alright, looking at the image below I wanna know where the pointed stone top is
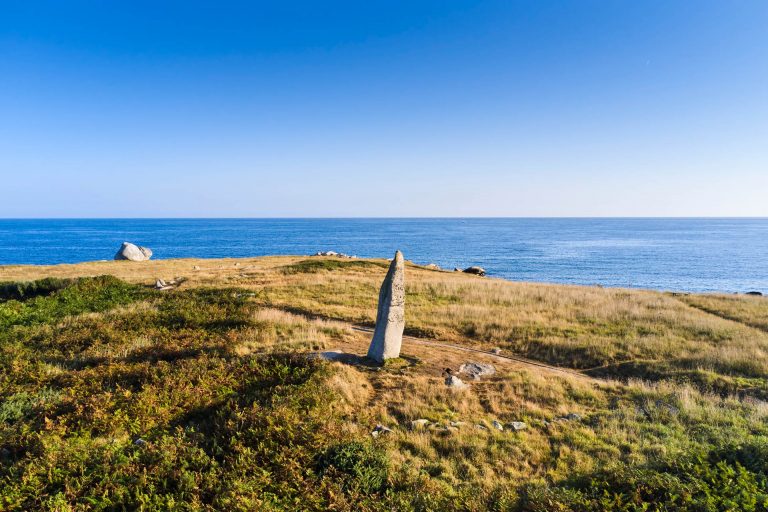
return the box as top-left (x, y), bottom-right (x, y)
top-left (393, 250), bottom-right (403, 262)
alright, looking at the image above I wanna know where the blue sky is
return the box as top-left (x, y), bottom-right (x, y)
top-left (1, 1), bottom-right (766, 217)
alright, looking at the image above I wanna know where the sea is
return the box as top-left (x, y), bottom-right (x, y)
top-left (0, 218), bottom-right (766, 294)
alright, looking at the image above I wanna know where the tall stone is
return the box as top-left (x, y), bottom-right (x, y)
top-left (367, 250), bottom-right (405, 363)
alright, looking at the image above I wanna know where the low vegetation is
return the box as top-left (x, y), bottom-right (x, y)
top-left (1, 257), bottom-right (767, 510)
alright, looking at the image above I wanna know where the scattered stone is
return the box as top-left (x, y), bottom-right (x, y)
top-left (459, 362), bottom-right (496, 380)
top-left (411, 419), bottom-right (430, 430)
top-left (746, 291), bottom-right (763, 296)
top-left (454, 268), bottom-right (461, 272)
top-left (491, 347), bottom-right (502, 355)
top-left (192, 265), bottom-right (201, 270)
top-left (508, 421), bottom-right (527, 432)
top-left (367, 251), bottom-right (405, 363)
top-left (371, 425), bottom-right (393, 438)
top-left (134, 438), bottom-right (147, 447)
top-left (450, 421), bottom-right (466, 428)
top-left (313, 251), bottom-right (356, 258)
top-left (155, 279), bottom-right (166, 289)
top-left (462, 266), bottom-right (486, 276)
top-left (492, 420), bottom-right (504, 431)
top-left (445, 375), bottom-right (468, 389)
top-left (475, 424), bottom-right (488, 431)
top-left (115, 242), bottom-right (152, 262)
top-left (424, 263), bottom-right (441, 270)
top-left (553, 413), bottom-right (583, 423)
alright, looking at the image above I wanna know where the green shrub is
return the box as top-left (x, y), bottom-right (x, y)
top-left (316, 441), bottom-right (390, 494)
top-left (280, 259), bottom-right (387, 275)
top-left (0, 277), bottom-right (73, 302)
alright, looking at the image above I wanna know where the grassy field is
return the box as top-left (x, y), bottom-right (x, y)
top-left (1, 256), bottom-right (768, 510)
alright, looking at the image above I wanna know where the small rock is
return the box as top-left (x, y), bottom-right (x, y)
top-left (411, 419), bottom-right (430, 430)
top-left (155, 279), bottom-right (166, 289)
top-left (134, 438), bottom-right (148, 447)
top-left (449, 421), bottom-right (466, 428)
top-left (475, 424), bottom-right (488, 430)
top-left (463, 266), bottom-right (486, 276)
top-left (454, 267), bottom-right (461, 272)
top-left (371, 425), bottom-right (393, 438)
top-left (508, 421), bottom-right (527, 432)
top-left (424, 263), bottom-right (441, 270)
top-left (459, 362), bottom-right (496, 380)
top-left (565, 413), bottom-right (582, 421)
top-left (746, 291), bottom-right (763, 296)
top-left (491, 348), bottom-right (502, 355)
top-left (445, 375), bottom-right (468, 389)
top-left (492, 420), bottom-right (504, 431)
top-left (193, 265), bottom-right (200, 270)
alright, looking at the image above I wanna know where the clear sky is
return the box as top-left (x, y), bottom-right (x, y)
top-left (1, 1), bottom-right (766, 217)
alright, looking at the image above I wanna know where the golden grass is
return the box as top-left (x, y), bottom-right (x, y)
top-left (5, 255), bottom-right (767, 378)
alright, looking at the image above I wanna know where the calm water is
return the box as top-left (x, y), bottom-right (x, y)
top-left (0, 218), bottom-right (766, 293)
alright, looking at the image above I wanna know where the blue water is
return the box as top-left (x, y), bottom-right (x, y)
top-left (0, 218), bottom-right (766, 293)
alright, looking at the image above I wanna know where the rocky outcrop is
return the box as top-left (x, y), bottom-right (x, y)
top-left (459, 362), bottom-right (496, 380)
top-left (313, 251), bottom-right (356, 258)
top-left (114, 242), bottom-right (152, 261)
top-left (746, 291), bottom-right (763, 296)
top-left (463, 266), bottom-right (486, 276)
top-left (367, 251), bottom-right (405, 363)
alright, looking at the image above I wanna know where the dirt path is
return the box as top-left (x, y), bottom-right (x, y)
top-left (343, 325), bottom-right (598, 382)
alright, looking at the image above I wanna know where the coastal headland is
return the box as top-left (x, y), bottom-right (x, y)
top-left (2, 255), bottom-right (767, 509)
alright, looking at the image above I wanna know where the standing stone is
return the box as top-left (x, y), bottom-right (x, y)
top-left (367, 250), bottom-right (405, 363)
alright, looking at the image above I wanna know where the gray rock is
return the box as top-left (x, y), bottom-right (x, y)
top-left (155, 279), bottom-right (166, 289)
top-left (463, 266), bottom-right (486, 276)
top-left (492, 420), bottom-right (504, 431)
top-left (367, 251), bottom-right (405, 363)
top-left (565, 413), bottom-right (582, 421)
top-left (115, 242), bottom-right (152, 262)
top-left (491, 348), bottom-right (502, 355)
top-left (411, 419), bottom-right (430, 430)
top-left (424, 263), bottom-right (441, 270)
top-left (508, 421), bottom-right (527, 432)
top-left (746, 291), bottom-right (763, 296)
top-left (134, 438), bottom-right (148, 447)
top-left (459, 362), bottom-right (496, 380)
top-left (371, 425), bottom-right (393, 438)
top-left (445, 375), bottom-right (468, 388)
top-left (449, 421), bottom-right (466, 428)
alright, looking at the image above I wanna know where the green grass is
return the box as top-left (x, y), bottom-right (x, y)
top-left (2, 275), bottom-right (768, 511)
top-left (279, 259), bottom-right (388, 275)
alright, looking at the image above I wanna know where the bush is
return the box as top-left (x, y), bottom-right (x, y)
top-left (0, 277), bottom-right (73, 302)
top-left (316, 441), bottom-right (390, 494)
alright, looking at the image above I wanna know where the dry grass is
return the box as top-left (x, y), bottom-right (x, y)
top-left (5, 255), bottom-right (768, 380)
top-left (4, 259), bottom-right (768, 509)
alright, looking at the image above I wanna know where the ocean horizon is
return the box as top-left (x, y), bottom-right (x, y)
top-left (1, 217), bottom-right (766, 294)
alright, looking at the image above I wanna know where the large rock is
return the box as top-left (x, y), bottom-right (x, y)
top-left (114, 242), bottom-right (152, 261)
top-left (367, 251), bottom-right (405, 363)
